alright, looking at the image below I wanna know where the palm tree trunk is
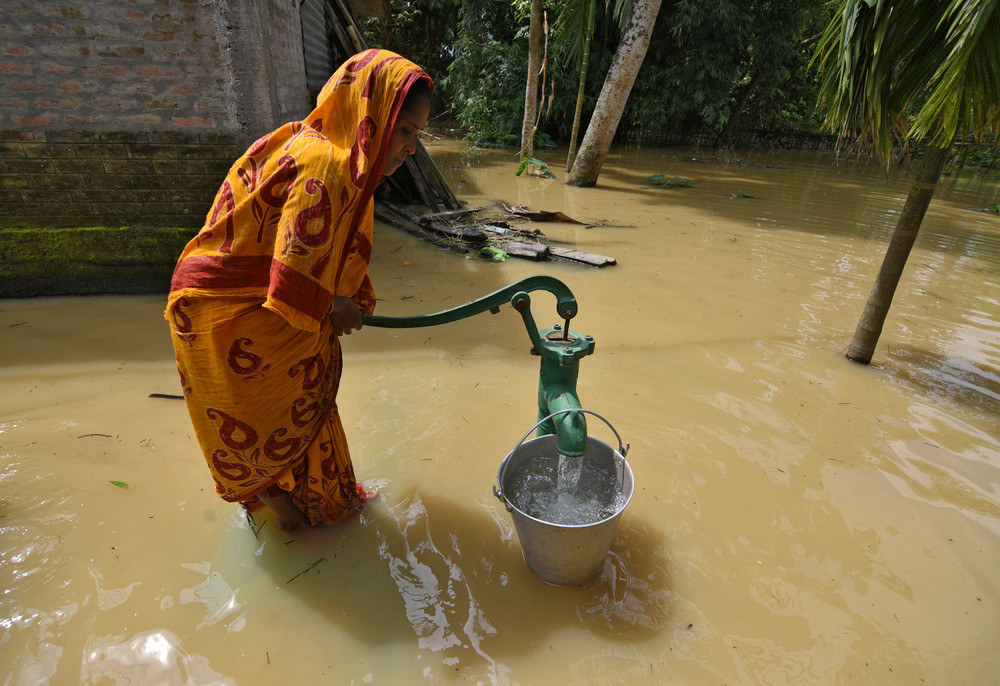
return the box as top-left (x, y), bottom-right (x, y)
top-left (566, 0), bottom-right (596, 173)
top-left (846, 143), bottom-right (951, 364)
top-left (565, 0), bottom-right (662, 187)
top-left (520, 0), bottom-right (543, 160)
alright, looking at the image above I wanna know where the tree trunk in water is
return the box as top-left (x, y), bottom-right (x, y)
top-left (566, 0), bottom-right (662, 187)
top-left (566, 0), bottom-right (596, 173)
top-left (846, 144), bottom-right (951, 364)
top-left (520, 0), bottom-right (543, 160)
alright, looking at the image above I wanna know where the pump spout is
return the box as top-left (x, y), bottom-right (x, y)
top-left (539, 384), bottom-right (588, 457)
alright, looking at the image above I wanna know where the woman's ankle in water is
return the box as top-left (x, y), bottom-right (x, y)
top-left (258, 492), bottom-right (309, 532)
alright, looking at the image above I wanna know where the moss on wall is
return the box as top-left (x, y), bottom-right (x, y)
top-left (0, 226), bottom-right (194, 297)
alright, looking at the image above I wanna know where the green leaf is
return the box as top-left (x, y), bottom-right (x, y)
top-left (109, 480), bottom-right (128, 488)
top-left (673, 176), bottom-right (694, 186)
top-left (731, 190), bottom-right (757, 199)
top-left (646, 173), bottom-right (667, 182)
top-left (518, 157), bottom-right (556, 179)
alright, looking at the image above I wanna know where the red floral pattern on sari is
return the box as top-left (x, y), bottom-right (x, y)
top-left (227, 337), bottom-right (270, 378)
top-left (349, 116), bottom-right (376, 187)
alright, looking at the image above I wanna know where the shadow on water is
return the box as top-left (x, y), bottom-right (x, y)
top-left (250, 489), bottom-right (672, 663)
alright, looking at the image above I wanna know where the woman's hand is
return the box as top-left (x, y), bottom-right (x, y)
top-left (330, 296), bottom-right (363, 336)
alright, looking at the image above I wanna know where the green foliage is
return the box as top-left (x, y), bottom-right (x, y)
top-left (517, 157), bottom-right (557, 178)
top-left (623, 0), bottom-right (833, 140)
top-left (731, 190), bottom-right (758, 199)
top-left (445, 0), bottom-right (528, 147)
top-left (965, 149), bottom-right (999, 167)
top-left (535, 131), bottom-right (556, 149)
top-left (358, 0), bottom-right (462, 96)
top-left (366, 0), bottom-right (846, 146)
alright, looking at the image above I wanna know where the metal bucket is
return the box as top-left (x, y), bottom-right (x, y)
top-left (493, 410), bottom-right (633, 587)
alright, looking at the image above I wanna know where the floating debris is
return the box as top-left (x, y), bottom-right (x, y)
top-left (646, 174), bottom-right (694, 188)
top-left (497, 202), bottom-right (586, 224)
top-left (479, 246), bottom-right (508, 262)
top-left (375, 201), bottom-right (617, 267)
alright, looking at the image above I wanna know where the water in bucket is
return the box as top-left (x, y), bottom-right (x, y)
top-left (504, 452), bottom-right (626, 525)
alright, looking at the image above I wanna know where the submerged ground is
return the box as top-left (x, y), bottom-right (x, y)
top-left (2, 142), bottom-right (999, 684)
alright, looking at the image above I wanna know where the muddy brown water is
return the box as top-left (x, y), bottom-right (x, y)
top-left (2, 141), bottom-right (998, 685)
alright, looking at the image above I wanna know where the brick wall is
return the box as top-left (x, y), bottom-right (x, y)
top-left (1, 1), bottom-right (241, 137)
top-left (0, 128), bottom-right (242, 228)
top-left (0, 0), bottom-right (310, 230)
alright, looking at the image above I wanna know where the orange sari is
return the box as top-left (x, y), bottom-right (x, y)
top-left (166, 50), bottom-right (432, 525)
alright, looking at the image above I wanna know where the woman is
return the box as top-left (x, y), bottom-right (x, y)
top-left (166, 50), bottom-right (432, 531)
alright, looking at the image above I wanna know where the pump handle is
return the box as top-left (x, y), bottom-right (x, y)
top-left (360, 275), bottom-right (577, 329)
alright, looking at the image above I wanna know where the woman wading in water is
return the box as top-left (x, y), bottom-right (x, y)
top-left (166, 50), bottom-right (432, 531)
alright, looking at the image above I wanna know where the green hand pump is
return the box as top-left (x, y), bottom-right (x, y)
top-left (361, 275), bottom-right (595, 456)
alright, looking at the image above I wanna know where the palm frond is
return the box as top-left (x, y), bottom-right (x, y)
top-left (813, 0), bottom-right (1000, 165)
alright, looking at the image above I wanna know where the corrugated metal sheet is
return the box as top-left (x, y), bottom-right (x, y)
top-left (301, 0), bottom-right (334, 97)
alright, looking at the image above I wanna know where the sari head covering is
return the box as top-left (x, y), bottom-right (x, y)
top-left (166, 50), bottom-right (432, 524)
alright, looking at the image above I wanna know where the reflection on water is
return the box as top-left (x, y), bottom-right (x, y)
top-left (375, 494), bottom-right (508, 680)
top-left (1, 142), bottom-right (999, 684)
top-left (177, 562), bottom-right (245, 632)
top-left (81, 629), bottom-right (235, 686)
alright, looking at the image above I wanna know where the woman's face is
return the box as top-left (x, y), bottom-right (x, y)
top-left (383, 99), bottom-right (430, 177)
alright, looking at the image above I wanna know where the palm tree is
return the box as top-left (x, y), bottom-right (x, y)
top-left (520, 0), bottom-right (544, 160)
top-left (561, 0), bottom-right (597, 172)
top-left (813, 0), bottom-right (999, 364)
top-left (566, 0), bottom-right (663, 187)
top-left (555, 0), bottom-right (633, 172)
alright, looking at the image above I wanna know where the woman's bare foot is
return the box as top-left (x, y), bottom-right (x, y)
top-left (258, 492), bottom-right (309, 532)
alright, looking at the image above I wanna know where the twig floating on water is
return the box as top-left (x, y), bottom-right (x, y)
top-left (149, 393), bottom-right (185, 400)
top-left (287, 557), bottom-right (327, 584)
top-left (78, 433), bottom-right (112, 438)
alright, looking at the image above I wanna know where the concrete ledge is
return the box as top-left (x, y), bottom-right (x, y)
top-left (0, 226), bottom-right (193, 297)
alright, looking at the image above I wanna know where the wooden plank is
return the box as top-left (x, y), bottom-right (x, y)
top-left (479, 223), bottom-right (544, 240)
top-left (401, 156), bottom-right (439, 212)
top-left (421, 207), bottom-right (486, 222)
top-left (548, 246), bottom-right (617, 267)
top-left (382, 202), bottom-right (486, 242)
top-left (500, 241), bottom-right (549, 261)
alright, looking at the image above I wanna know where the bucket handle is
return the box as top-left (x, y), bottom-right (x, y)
top-left (493, 409), bottom-right (629, 507)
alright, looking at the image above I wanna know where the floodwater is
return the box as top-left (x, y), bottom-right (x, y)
top-left (2, 140), bottom-right (999, 685)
